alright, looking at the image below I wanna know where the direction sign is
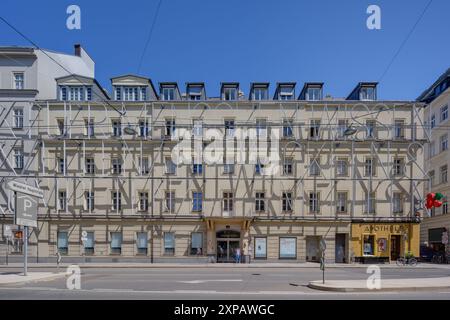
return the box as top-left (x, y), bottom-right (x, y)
top-left (15, 194), bottom-right (38, 228)
top-left (6, 181), bottom-right (44, 199)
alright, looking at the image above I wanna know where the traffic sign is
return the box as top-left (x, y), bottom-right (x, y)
top-left (6, 181), bottom-right (44, 199)
top-left (15, 194), bottom-right (38, 228)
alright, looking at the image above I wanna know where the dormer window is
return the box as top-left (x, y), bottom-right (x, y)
top-left (223, 88), bottom-right (237, 101)
top-left (252, 87), bottom-right (268, 100)
top-left (306, 87), bottom-right (322, 101)
top-left (187, 86), bottom-right (203, 101)
top-left (113, 86), bottom-right (147, 101)
top-left (360, 86), bottom-right (376, 101)
top-left (279, 86), bottom-right (294, 100)
top-left (59, 85), bottom-right (92, 101)
top-left (162, 87), bottom-right (175, 101)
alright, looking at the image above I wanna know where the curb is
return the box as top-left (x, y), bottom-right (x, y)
top-left (308, 281), bottom-right (450, 292)
top-left (0, 273), bottom-right (66, 286)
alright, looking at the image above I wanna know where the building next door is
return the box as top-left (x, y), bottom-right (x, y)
top-left (216, 230), bottom-right (241, 263)
top-left (390, 235), bottom-right (401, 261)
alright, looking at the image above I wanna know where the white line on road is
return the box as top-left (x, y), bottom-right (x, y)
top-left (177, 279), bottom-right (243, 284)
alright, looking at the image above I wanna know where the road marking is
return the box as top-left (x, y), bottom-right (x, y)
top-left (177, 279), bottom-right (243, 284)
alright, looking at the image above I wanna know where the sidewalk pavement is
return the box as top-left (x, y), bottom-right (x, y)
top-left (0, 272), bottom-right (65, 286)
top-left (0, 262), bottom-right (449, 269)
top-left (308, 276), bottom-right (450, 292)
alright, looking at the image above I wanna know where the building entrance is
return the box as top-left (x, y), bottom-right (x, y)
top-left (216, 230), bottom-right (241, 263)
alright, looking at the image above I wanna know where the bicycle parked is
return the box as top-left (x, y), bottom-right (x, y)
top-left (396, 252), bottom-right (418, 266)
top-left (431, 252), bottom-right (446, 264)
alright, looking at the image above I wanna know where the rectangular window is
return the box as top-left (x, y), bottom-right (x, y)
top-left (223, 163), bottom-right (235, 174)
top-left (139, 119), bottom-right (149, 137)
top-left (363, 235), bottom-right (375, 255)
top-left (165, 119), bottom-right (175, 137)
top-left (393, 158), bottom-right (404, 176)
top-left (115, 87), bottom-right (122, 101)
top-left (440, 165), bottom-right (448, 184)
top-left (112, 191), bottom-right (122, 211)
top-left (85, 158), bottom-right (95, 174)
top-left (57, 231), bottom-right (68, 255)
top-left (165, 158), bottom-right (176, 174)
top-left (310, 120), bottom-right (320, 139)
top-left (393, 192), bottom-right (403, 214)
top-left (165, 191), bottom-right (175, 213)
top-left (255, 162), bottom-right (265, 175)
top-left (255, 192), bottom-right (265, 212)
top-left (13, 108), bottom-right (24, 129)
top-left (309, 159), bottom-right (320, 176)
top-left (430, 142), bottom-right (436, 158)
top-left (337, 119), bottom-right (348, 138)
top-left (282, 192), bottom-right (293, 212)
top-left (58, 157), bottom-right (66, 174)
top-left (306, 87), bottom-right (322, 101)
top-left (57, 119), bottom-right (65, 136)
top-left (69, 86), bottom-right (84, 101)
top-left (309, 192), bottom-right (319, 213)
top-left (366, 120), bottom-right (376, 138)
top-left (394, 120), bottom-right (405, 139)
top-left (140, 87), bottom-right (147, 101)
top-left (84, 232), bottom-right (94, 255)
top-left (336, 158), bottom-right (348, 176)
top-left (192, 192), bottom-right (203, 212)
top-left (193, 120), bottom-right (203, 137)
top-left (13, 149), bottom-right (24, 170)
top-left (124, 87), bottom-right (139, 101)
top-left (224, 119), bottom-right (235, 137)
top-left (164, 232), bottom-right (175, 255)
top-left (136, 232), bottom-right (148, 255)
top-left (365, 192), bottom-right (376, 214)
top-left (139, 157), bottom-right (149, 175)
top-left (253, 88), bottom-right (267, 100)
top-left (112, 120), bottom-right (122, 137)
top-left (192, 163), bottom-right (203, 175)
top-left (279, 237), bottom-right (296, 259)
top-left (279, 86), bottom-right (294, 100)
top-left (84, 119), bottom-right (94, 137)
top-left (86, 87), bottom-right (92, 101)
top-left (254, 237), bottom-right (267, 259)
top-left (139, 192), bottom-right (148, 212)
top-left (85, 191), bottom-right (94, 211)
top-left (223, 88), bottom-right (237, 101)
top-left (283, 119), bottom-right (293, 138)
top-left (58, 190), bottom-right (67, 212)
top-left (442, 200), bottom-right (448, 215)
top-left (364, 158), bottom-right (375, 177)
top-left (112, 158), bottom-right (122, 175)
top-left (441, 105), bottom-right (448, 122)
top-left (223, 192), bottom-right (234, 213)
top-left (110, 232), bottom-right (122, 255)
top-left (190, 233), bottom-right (203, 255)
top-left (337, 192), bottom-right (347, 213)
top-left (60, 87), bottom-right (67, 101)
top-left (431, 114), bottom-right (436, 129)
top-left (256, 119), bottom-right (267, 137)
top-left (440, 134), bottom-right (448, 152)
top-left (162, 87), bottom-right (175, 101)
top-left (13, 72), bottom-right (24, 89)
top-left (283, 158), bottom-right (293, 175)
top-left (429, 170), bottom-right (435, 186)
top-left (360, 87), bottom-right (375, 101)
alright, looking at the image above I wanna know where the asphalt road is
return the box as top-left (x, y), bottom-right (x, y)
top-left (1, 267), bottom-right (450, 300)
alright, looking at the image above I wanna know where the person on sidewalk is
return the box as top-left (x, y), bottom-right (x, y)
top-left (235, 247), bottom-right (241, 264)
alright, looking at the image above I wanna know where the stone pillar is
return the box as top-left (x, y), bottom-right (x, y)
top-left (206, 220), bottom-right (216, 263)
top-left (241, 221), bottom-right (251, 263)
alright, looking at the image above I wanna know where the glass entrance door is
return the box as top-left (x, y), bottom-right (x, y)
top-left (216, 239), bottom-right (241, 263)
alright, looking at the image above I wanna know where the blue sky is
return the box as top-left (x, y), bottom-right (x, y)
top-left (1, 0), bottom-right (448, 100)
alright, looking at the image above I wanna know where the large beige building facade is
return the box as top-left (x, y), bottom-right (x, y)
top-left (420, 68), bottom-right (450, 258)
top-left (0, 69), bottom-right (426, 263)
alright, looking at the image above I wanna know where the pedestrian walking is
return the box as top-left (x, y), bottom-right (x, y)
top-left (235, 247), bottom-right (241, 263)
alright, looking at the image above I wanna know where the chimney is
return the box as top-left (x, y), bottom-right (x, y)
top-left (74, 44), bottom-right (81, 57)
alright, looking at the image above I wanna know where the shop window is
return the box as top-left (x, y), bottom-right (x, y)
top-left (190, 232), bottom-right (203, 255)
top-left (279, 237), bottom-right (296, 259)
top-left (57, 231), bottom-right (68, 255)
top-left (254, 237), bottom-right (267, 259)
top-left (136, 232), bottom-right (148, 255)
top-left (84, 232), bottom-right (94, 255)
top-left (110, 232), bottom-right (122, 255)
top-left (363, 235), bottom-right (375, 256)
top-left (164, 232), bottom-right (175, 255)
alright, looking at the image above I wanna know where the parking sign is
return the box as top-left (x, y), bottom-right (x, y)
top-left (15, 194), bottom-right (38, 228)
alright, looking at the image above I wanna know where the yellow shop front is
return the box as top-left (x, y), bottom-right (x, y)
top-left (350, 223), bottom-right (420, 263)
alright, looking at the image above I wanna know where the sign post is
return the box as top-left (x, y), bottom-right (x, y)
top-left (6, 181), bottom-right (43, 276)
top-left (4, 225), bottom-right (12, 266)
top-left (81, 231), bottom-right (88, 259)
top-left (319, 239), bottom-right (327, 284)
